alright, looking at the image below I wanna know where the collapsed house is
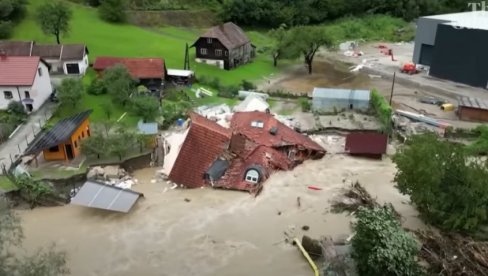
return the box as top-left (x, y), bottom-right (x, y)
top-left (167, 111), bottom-right (326, 194)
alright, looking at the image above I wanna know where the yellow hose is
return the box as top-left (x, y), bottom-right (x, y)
top-left (293, 238), bottom-right (320, 276)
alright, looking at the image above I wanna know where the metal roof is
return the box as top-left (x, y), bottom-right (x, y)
top-left (312, 88), bottom-right (371, 101)
top-left (167, 69), bottom-right (193, 77)
top-left (137, 120), bottom-right (158, 135)
top-left (458, 96), bottom-right (488, 110)
top-left (70, 180), bottom-right (143, 213)
top-left (24, 110), bottom-right (93, 155)
top-left (423, 11), bottom-right (488, 31)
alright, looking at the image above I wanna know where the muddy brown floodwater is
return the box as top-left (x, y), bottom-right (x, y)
top-left (18, 136), bottom-right (425, 276)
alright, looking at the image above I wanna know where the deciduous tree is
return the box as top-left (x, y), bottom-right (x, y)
top-left (393, 133), bottom-right (488, 231)
top-left (101, 64), bottom-right (136, 106)
top-left (0, 0), bottom-right (27, 38)
top-left (130, 96), bottom-right (159, 122)
top-left (269, 24), bottom-right (288, 67)
top-left (57, 78), bottom-right (83, 108)
top-left (283, 26), bottom-right (334, 74)
top-left (36, 1), bottom-right (72, 44)
top-left (81, 133), bottom-right (106, 159)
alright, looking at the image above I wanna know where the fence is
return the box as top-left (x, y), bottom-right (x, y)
top-left (0, 107), bottom-right (54, 175)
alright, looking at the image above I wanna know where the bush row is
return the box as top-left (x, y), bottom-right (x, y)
top-left (370, 89), bottom-right (392, 133)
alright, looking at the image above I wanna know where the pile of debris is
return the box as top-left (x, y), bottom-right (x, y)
top-left (417, 231), bottom-right (488, 276)
top-left (86, 165), bottom-right (137, 189)
top-left (331, 182), bottom-right (377, 213)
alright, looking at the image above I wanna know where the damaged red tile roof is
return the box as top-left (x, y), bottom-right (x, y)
top-left (231, 111), bottom-right (324, 152)
top-left (168, 113), bottom-right (231, 188)
top-left (93, 56), bottom-right (165, 79)
top-left (214, 144), bottom-right (292, 193)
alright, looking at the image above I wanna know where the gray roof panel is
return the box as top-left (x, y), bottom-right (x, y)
top-left (70, 180), bottom-right (143, 213)
top-left (458, 96), bottom-right (488, 110)
top-left (313, 88), bottom-right (371, 101)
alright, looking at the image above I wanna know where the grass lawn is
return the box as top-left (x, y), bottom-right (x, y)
top-left (13, 0), bottom-right (283, 86)
top-left (48, 69), bottom-right (140, 126)
top-left (0, 176), bottom-right (18, 192)
top-left (30, 164), bottom-right (88, 180)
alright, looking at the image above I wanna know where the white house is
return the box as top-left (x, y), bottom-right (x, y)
top-left (0, 55), bottom-right (52, 112)
top-left (0, 41), bottom-right (89, 76)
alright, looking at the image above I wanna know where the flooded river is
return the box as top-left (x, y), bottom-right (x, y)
top-left (18, 136), bottom-right (425, 276)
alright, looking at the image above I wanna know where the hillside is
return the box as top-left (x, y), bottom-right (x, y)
top-left (12, 0), bottom-right (279, 85)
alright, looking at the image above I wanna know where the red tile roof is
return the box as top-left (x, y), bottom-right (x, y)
top-left (213, 144), bottom-right (292, 193)
top-left (93, 57), bottom-right (165, 79)
top-left (345, 132), bottom-right (388, 156)
top-left (168, 113), bottom-right (231, 188)
top-left (231, 112), bottom-right (325, 152)
top-left (0, 56), bottom-right (42, 86)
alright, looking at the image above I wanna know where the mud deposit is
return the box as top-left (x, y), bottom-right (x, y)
top-left (18, 136), bottom-right (425, 276)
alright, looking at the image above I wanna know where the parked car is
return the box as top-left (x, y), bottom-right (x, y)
top-left (419, 97), bottom-right (445, 106)
top-left (50, 89), bottom-right (59, 103)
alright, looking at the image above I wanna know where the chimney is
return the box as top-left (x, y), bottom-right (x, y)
top-left (0, 49), bottom-right (6, 60)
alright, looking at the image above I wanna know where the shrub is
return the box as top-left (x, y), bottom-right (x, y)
top-left (241, 79), bottom-right (256, 91)
top-left (8, 101), bottom-right (26, 115)
top-left (99, 0), bottom-right (128, 23)
top-left (87, 79), bottom-right (107, 95)
top-left (370, 89), bottom-right (392, 133)
top-left (299, 97), bottom-right (311, 112)
top-left (209, 77), bottom-right (221, 89)
top-left (352, 206), bottom-right (422, 276)
top-left (218, 85), bottom-right (239, 98)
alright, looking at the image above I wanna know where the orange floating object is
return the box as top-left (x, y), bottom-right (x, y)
top-left (308, 186), bottom-right (322, 191)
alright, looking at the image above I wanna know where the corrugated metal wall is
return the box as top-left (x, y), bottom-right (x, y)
top-left (312, 98), bottom-right (369, 113)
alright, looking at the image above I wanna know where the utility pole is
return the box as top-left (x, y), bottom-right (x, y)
top-left (389, 72), bottom-right (396, 106)
top-left (184, 43), bottom-right (190, 70)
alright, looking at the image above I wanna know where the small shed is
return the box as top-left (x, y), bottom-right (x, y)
top-left (345, 132), bottom-right (388, 159)
top-left (167, 69), bottom-right (194, 85)
top-left (457, 96), bottom-right (488, 122)
top-left (312, 88), bottom-right (370, 113)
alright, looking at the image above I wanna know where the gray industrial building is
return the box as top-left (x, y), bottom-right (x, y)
top-left (413, 11), bottom-right (488, 89)
top-left (312, 88), bottom-right (371, 113)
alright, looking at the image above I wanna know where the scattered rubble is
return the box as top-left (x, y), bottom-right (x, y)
top-left (86, 165), bottom-right (138, 190)
top-left (417, 231), bottom-right (488, 276)
top-left (331, 182), bottom-right (377, 213)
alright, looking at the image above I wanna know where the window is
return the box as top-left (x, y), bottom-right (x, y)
top-left (24, 91), bottom-right (30, 99)
top-left (85, 59), bottom-right (88, 65)
top-left (3, 91), bottom-right (12, 99)
top-left (82, 132), bottom-right (85, 138)
top-left (215, 49), bottom-right (222, 56)
top-left (87, 129), bottom-right (91, 137)
top-left (38, 67), bottom-right (42, 76)
top-left (200, 48), bottom-right (208, 55)
top-left (49, 146), bottom-right (59, 152)
top-left (225, 51), bottom-right (228, 56)
top-left (245, 169), bottom-right (260, 184)
top-left (74, 141), bottom-right (78, 148)
top-left (288, 150), bottom-right (296, 159)
top-left (251, 120), bottom-right (264, 128)
top-left (207, 38), bottom-right (213, 44)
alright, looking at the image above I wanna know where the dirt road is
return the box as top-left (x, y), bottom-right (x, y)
top-left (18, 136), bottom-right (425, 276)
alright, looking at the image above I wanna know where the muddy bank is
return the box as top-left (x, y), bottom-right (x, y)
top-left (17, 136), bottom-right (425, 276)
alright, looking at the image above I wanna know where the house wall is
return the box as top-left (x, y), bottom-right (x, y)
top-left (312, 97), bottom-right (370, 113)
top-left (63, 54), bottom-right (89, 75)
top-left (0, 62), bottom-right (52, 112)
top-left (458, 106), bottom-right (488, 122)
top-left (413, 17), bottom-right (449, 65)
top-left (429, 25), bottom-right (488, 89)
top-left (69, 118), bottom-right (91, 158)
top-left (194, 37), bottom-right (253, 70)
top-left (43, 144), bottom-right (67, 161)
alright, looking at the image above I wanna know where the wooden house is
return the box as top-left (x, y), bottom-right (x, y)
top-left (192, 22), bottom-right (255, 70)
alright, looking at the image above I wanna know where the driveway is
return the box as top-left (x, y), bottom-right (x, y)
top-left (0, 102), bottom-right (57, 174)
